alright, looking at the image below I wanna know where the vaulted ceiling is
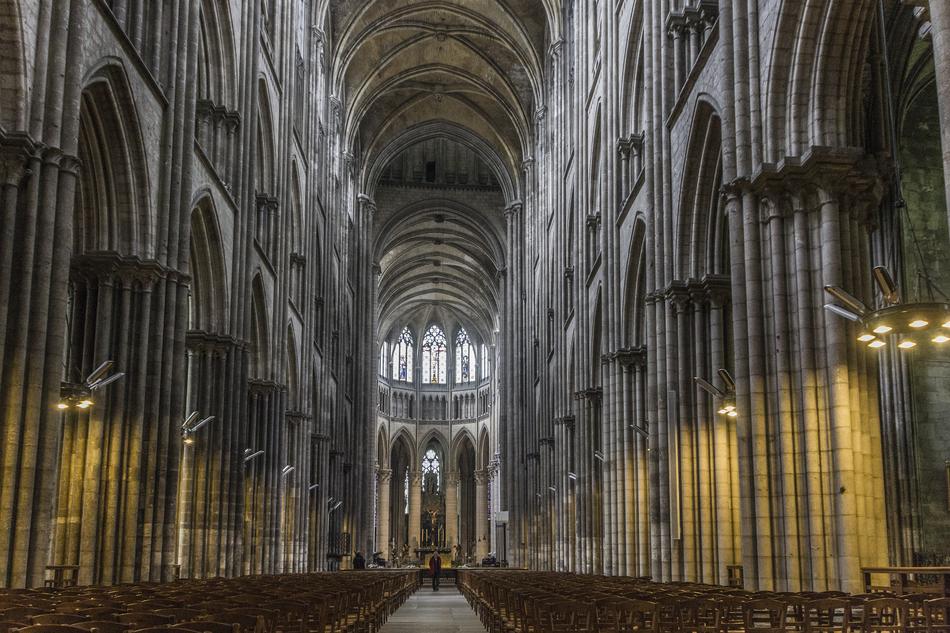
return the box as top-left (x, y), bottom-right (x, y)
top-left (322, 0), bottom-right (558, 343)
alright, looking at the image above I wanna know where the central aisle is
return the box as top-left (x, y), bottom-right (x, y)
top-left (381, 582), bottom-right (487, 633)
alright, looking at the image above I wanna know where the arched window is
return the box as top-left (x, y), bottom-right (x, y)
top-left (421, 448), bottom-right (441, 493)
top-left (392, 327), bottom-right (414, 382)
top-left (421, 325), bottom-right (447, 384)
top-left (403, 467), bottom-right (409, 514)
top-left (379, 341), bottom-right (388, 376)
top-left (455, 328), bottom-right (477, 384)
top-left (481, 344), bottom-right (490, 379)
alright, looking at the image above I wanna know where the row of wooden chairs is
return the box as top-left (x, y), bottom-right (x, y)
top-left (0, 571), bottom-right (420, 633)
top-left (457, 570), bottom-right (950, 633)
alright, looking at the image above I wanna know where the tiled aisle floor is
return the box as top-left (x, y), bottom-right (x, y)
top-left (380, 582), bottom-right (487, 633)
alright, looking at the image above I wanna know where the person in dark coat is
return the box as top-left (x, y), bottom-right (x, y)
top-left (429, 552), bottom-right (442, 591)
top-left (353, 551), bottom-right (366, 569)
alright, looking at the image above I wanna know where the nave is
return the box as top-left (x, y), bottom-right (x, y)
top-left (379, 584), bottom-right (485, 633)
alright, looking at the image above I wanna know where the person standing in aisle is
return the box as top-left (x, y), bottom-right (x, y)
top-left (429, 552), bottom-right (442, 591)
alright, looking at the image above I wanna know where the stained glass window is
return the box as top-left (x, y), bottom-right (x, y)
top-left (481, 344), bottom-right (490, 379)
top-left (421, 448), bottom-right (441, 493)
top-left (403, 467), bottom-right (409, 514)
top-left (455, 328), bottom-right (477, 384)
top-left (421, 325), bottom-right (447, 384)
top-left (391, 327), bottom-right (414, 382)
top-left (379, 342), bottom-right (388, 376)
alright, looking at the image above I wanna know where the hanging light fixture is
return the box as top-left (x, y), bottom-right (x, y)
top-left (824, 266), bottom-right (950, 351)
top-left (832, 1), bottom-right (950, 351)
top-left (694, 369), bottom-right (738, 418)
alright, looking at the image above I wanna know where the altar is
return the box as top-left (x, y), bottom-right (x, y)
top-left (415, 546), bottom-right (452, 570)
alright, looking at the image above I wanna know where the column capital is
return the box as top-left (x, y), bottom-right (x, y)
top-left (504, 200), bottom-right (523, 217)
top-left (474, 469), bottom-right (490, 485)
top-left (357, 193), bottom-right (376, 213)
top-left (548, 38), bottom-right (564, 59)
top-left (377, 468), bottom-right (393, 483)
top-left (445, 471), bottom-right (460, 486)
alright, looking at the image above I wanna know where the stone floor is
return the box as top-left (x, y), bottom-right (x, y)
top-left (380, 581), bottom-right (487, 633)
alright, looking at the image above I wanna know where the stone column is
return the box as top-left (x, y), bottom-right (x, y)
top-left (445, 471), bottom-right (460, 551)
top-left (475, 468), bottom-right (490, 561)
top-left (408, 470), bottom-right (422, 556)
top-left (929, 0), bottom-right (950, 239)
top-left (377, 468), bottom-right (392, 561)
top-left (617, 138), bottom-right (632, 200)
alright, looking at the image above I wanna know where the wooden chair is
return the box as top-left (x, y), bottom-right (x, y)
top-left (12, 625), bottom-right (92, 633)
top-left (860, 598), bottom-right (910, 633)
top-left (626, 599), bottom-right (660, 633)
top-left (150, 611), bottom-right (204, 624)
top-left (115, 615), bottom-right (174, 629)
top-left (129, 628), bottom-right (201, 633)
top-left (743, 598), bottom-right (789, 633)
top-left (172, 622), bottom-right (239, 633)
top-left (30, 616), bottom-right (88, 626)
top-left (204, 613), bottom-right (261, 633)
top-left (0, 609), bottom-right (45, 623)
top-left (72, 621), bottom-right (131, 633)
top-left (922, 598), bottom-right (950, 633)
top-left (803, 599), bottom-right (854, 633)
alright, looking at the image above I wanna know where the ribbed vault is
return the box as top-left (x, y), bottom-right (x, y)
top-left (323, 0), bottom-right (554, 348)
top-left (375, 195), bottom-right (504, 344)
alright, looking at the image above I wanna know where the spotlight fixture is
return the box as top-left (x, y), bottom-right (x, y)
top-left (181, 411), bottom-right (215, 443)
top-left (309, 483), bottom-right (320, 491)
top-left (243, 448), bottom-right (265, 463)
top-left (58, 360), bottom-right (125, 410)
top-left (824, 266), bottom-right (950, 352)
top-left (567, 472), bottom-right (577, 481)
top-left (548, 486), bottom-right (557, 493)
top-left (694, 369), bottom-right (738, 418)
top-left (281, 465), bottom-right (295, 477)
top-left (593, 450), bottom-right (604, 462)
top-left (329, 500), bottom-right (343, 512)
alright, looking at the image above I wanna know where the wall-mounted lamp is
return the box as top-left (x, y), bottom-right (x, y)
top-left (181, 411), bottom-right (215, 444)
top-left (695, 369), bottom-right (738, 418)
top-left (58, 360), bottom-right (125, 411)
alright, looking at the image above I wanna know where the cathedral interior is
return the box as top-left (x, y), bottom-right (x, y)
top-left (1, 0), bottom-right (950, 619)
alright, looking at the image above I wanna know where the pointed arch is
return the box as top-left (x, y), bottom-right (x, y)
top-left (477, 425), bottom-right (491, 471)
top-left (197, 0), bottom-right (237, 107)
top-left (452, 428), bottom-right (476, 470)
top-left (377, 425), bottom-right (389, 467)
top-left (249, 273), bottom-right (270, 379)
top-left (421, 323), bottom-right (447, 384)
top-left (74, 61), bottom-right (153, 256)
top-left (255, 79), bottom-right (277, 194)
top-left (419, 428), bottom-right (449, 460)
top-left (391, 325), bottom-right (414, 382)
top-left (591, 287), bottom-right (603, 388)
top-left (623, 217), bottom-right (648, 347)
top-left (189, 195), bottom-right (229, 333)
top-left (675, 98), bottom-right (723, 279)
top-left (286, 323), bottom-right (299, 407)
top-left (390, 427), bottom-right (416, 467)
